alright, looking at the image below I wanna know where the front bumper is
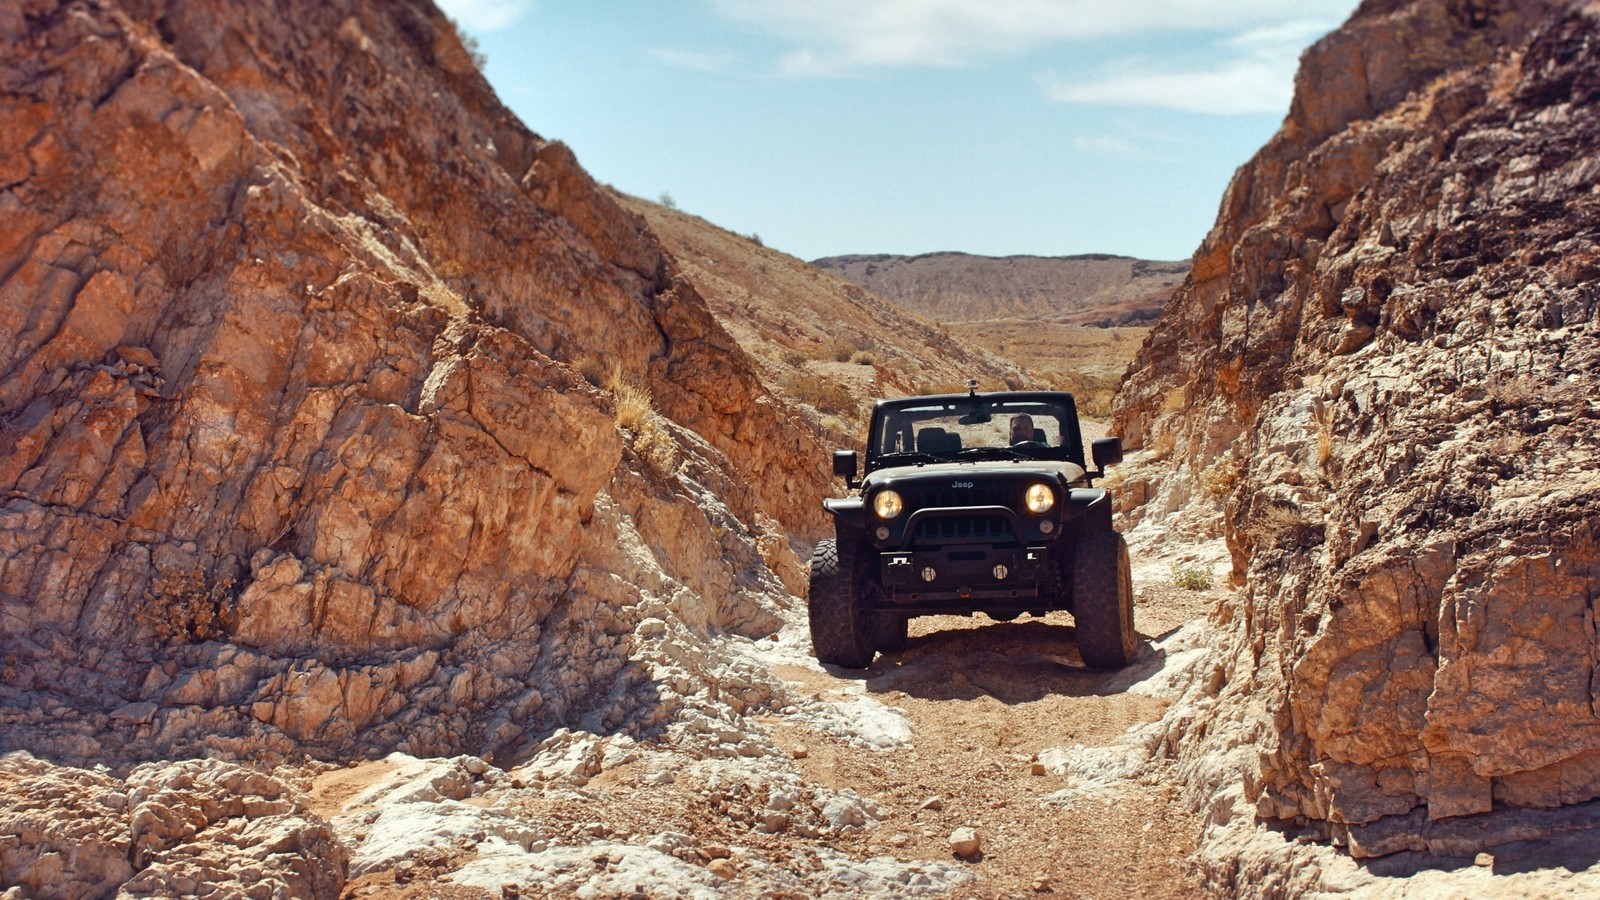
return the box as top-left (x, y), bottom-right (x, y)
top-left (878, 545), bottom-right (1055, 610)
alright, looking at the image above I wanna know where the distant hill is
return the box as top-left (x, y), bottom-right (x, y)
top-left (811, 252), bottom-right (1188, 327)
top-left (614, 195), bottom-right (1025, 437)
top-left (810, 252), bottom-right (1189, 417)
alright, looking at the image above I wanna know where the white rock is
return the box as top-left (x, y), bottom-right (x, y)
top-left (948, 827), bottom-right (981, 858)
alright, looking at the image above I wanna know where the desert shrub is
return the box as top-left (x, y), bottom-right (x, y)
top-left (632, 415), bottom-right (679, 476)
top-left (1169, 563), bottom-right (1214, 591)
top-left (780, 349), bottom-right (808, 368)
top-left (849, 350), bottom-right (877, 366)
top-left (1200, 449), bottom-right (1241, 501)
top-left (138, 564), bottom-right (237, 643)
top-left (443, 16), bottom-right (487, 69)
top-left (1248, 503), bottom-right (1325, 550)
top-left (788, 373), bottom-right (858, 418)
top-left (825, 335), bottom-right (876, 363)
top-left (819, 414), bottom-right (852, 437)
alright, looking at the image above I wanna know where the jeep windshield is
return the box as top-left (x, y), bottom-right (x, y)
top-left (867, 393), bottom-right (1086, 470)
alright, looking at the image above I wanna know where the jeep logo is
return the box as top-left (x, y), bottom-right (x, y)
top-left (952, 481), bottom-right (974, 489)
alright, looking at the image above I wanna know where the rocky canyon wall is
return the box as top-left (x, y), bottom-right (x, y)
top-left (0, 0), bottom-right (829, 766)
top-left (1115, 0), bottom-right (1600, 866)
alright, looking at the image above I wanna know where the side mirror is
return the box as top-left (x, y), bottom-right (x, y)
top-left (832, 450), bottom-right (858, 482)
top-left (1092, 437), bottom-right (1123, 469)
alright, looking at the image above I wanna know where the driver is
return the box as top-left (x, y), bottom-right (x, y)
top-left (1009, 414), bottom-right (1036, 445)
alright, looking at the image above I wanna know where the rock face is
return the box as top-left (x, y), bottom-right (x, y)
top-left (1114, 0), bottom-right (1600, 868)
top-left (0, 0), bottom-right (831, 773)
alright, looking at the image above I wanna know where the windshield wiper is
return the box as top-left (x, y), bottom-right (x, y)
top-left (954, 446), bottom-right (1024, 460)
top-left (875, 451), bottom-right (940, 465)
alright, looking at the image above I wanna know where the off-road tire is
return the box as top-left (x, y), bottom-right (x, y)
top-left (808, 539), bottom-right (877, 668)
top-left (1072, 531), bottom-right (1137, 669)
top-left (875, 613), bottom-right (910, 651)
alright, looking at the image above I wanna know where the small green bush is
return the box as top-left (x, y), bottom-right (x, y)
top-left (1169, 563), bottom-right (1214, 591)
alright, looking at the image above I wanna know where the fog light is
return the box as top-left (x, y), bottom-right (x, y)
top-left (993, 564), bottom-right (1009, 580)
top-left (876, 526), bottom-right (890, 540)
top-left (921, 567), bottom-right (937, 583)
top-left (1039, 520), bottom-right (1054, 534)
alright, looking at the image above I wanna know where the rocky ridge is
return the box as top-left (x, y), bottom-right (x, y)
top-left (1112, 0), bottom-right (1600, 888)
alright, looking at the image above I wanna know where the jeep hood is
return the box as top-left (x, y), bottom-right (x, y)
top-left (862, 459), bottom-right (1086, 487)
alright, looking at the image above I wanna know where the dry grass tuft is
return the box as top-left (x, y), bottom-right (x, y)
top-left (584, 358), bottom-right (654, 431)
top-left (576, 354), bottom-right (609, 388)
top-left (580, 356), bottom-right (677, 473)
top-left (613, 380), bottom-right (653, 431)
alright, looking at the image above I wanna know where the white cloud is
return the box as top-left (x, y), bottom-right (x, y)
top-left (651, 48), bottom-right (740, 74)
top-left (1074, 134), bottom-right (1141, 156)
top-left (1043, 58), bottom-right (1293, 115)
top-left (1072, 124), bottom-right (1181, 160)
top-left (708, 0), bottom-right (1358, 73)
top-left (1040, 20), bottom-right (1329, 115)
top-left (435, 0), bottom-right (533, 33)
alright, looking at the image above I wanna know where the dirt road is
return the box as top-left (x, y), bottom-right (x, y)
top-left (321, 564), bottom-right (1222, 898)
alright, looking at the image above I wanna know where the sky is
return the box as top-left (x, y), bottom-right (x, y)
top-left (437, 1), bottom-right (1364, 263)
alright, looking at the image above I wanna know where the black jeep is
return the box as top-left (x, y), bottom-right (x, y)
top-left (808, 386), bottom-right (1135, 669)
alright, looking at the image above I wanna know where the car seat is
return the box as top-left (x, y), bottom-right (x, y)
top-left (917, 427), bottom-right (962, 455)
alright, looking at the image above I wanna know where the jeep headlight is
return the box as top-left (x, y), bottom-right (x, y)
top-left (873, 489), bottom-right (904, 520)
top-left (1024, 483), bottom-right (1055, 515)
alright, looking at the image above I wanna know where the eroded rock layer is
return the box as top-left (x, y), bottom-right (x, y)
top-left (1115, 0), bottom-right (1600, 863)
top-left (1, 0), bottom-right (827, 768)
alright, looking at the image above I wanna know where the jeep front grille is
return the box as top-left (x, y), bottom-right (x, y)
top-left (913, 514), bottom-right (1015, 544)
top-left (906, 487), bottom-right (1009, 509)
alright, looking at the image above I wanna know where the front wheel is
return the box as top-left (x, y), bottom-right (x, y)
top-left (808, 539), bottom-right (877, 668)
top-left (1072, 531), bottom-right (1137, 669)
